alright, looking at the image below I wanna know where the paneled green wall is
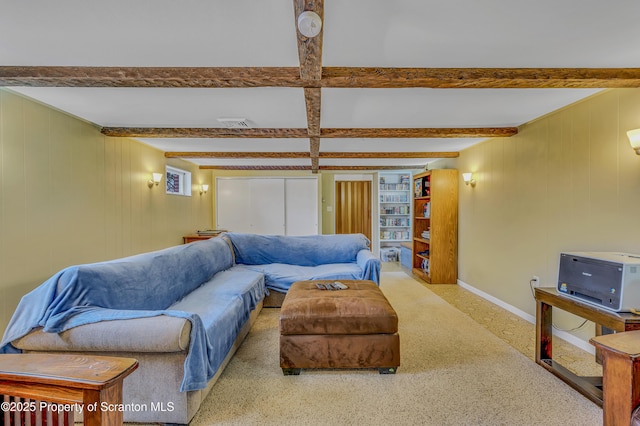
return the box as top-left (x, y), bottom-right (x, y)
top-left (451, 88), bottom-right (640, 343)
top-left (0, 89), bottom-right (212, 335)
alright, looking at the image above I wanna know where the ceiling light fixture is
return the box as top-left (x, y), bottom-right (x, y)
top-left (297, 11), bottom-right (322, 38)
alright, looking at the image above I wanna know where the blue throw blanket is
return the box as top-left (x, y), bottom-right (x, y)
top-left (0, 238), bottom-right (237, 392)
top-left (226, 233), bottom-right (371, 265)
top-left (225, 233), bottom-right (380, 290)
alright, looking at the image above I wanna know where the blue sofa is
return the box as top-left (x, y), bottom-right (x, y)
top-left (0, 232), bottom-right (379, 424)
top-left (225, 232), bottom-right (380, 293)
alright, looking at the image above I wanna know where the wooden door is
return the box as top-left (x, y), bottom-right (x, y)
top-left (335, 180), bottom-right (372, 241)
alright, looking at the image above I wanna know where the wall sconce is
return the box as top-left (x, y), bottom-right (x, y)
top-left (200, 184), bottom-right (209, 195)
top-left (297, 11), bottom-right (322, 38)
top-left (627, 129), bottom-right (640, 155)
top-left (462, 172), bottom-right (476, 187)
top-left (148, 172), bottom-right (163, 188)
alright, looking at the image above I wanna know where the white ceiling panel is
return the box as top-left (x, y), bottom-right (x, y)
top-left (324, 0), bottom-right (640, 67)
top-left (0, 0), bottom-right (298, 66)
top-left (320, 138), bottom-right (485, 152)
top-left (193, 158), bottom-right (311, 167)
top-left (139, 138), bottom-right (310, 153)
top-left (9, 87), bottom-right (308, 128)
top-left (320, 158), bottom-right (431, 167)
top-left (321, 88), bottom-right (603, 128)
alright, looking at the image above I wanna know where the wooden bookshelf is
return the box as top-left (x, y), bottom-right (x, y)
top-left (412, 169), bottom-right (458, 284)
top-left (379, 172), bottom-right (412, 262)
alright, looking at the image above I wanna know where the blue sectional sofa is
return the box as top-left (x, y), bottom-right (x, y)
top-left (0, 232), bottom-right (380, 424)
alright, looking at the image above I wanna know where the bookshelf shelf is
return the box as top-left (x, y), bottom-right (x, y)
top-left (379, 172), bottom-right (412, 262)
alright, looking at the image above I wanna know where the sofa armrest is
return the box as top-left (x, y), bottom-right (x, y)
top-left (357, 249), bottom-right (381, 285)
top-left (12, 315), bottom-right (191, 353)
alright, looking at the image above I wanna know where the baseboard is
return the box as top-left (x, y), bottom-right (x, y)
top-left (456, 280), bottom-right (595, 355)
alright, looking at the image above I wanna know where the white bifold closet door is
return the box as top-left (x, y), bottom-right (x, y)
top-left (284, 178), bottom-right (318, 236)
top-left (216, 178), bottom-right (318, 236)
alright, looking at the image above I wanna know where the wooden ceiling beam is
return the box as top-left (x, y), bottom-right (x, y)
top-left (166, 151), bottom-right (457, 159)
top-left (199, 165), bottom-right (312, 170)
top-left (320, 127), bottom-right (517, 138)
top-left (320, 152), bottom-right (459, 159)
top-left (102, 126), bottom-right (515, 138)
top-left (101, 127), bottom-right (309, 138)
top-left (0, 66), bottom-right (304, 88)
top-left (310, 137), bottom-right (320, 173)
top-left (304, 88), bottom-right (322, 136)
top-left (294, 0), bottom-right (324, 81)
top-left (166, 152), bottom-right (310, 158)
top-left (319, 165), bottom-right (421, 170)
top-left (321, 67), bottom-right (640, 88)
top-left (3, 67), bottom-right (640, 88)
top-left (198, 165), bottom-right (418, 171)
top-left (294, 0), bottom-right (324, 170)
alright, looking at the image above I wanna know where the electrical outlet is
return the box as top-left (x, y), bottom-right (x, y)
top-left (531, 276), bottom-right (540, 287)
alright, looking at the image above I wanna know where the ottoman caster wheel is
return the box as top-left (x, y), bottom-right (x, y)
top-left (379, 367), bottom-right (397, 374)
top-left (282, 368), bottom-right (301, 376)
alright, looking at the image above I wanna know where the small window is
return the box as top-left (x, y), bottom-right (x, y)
top-left (166, 166), bottom-right (192, 196)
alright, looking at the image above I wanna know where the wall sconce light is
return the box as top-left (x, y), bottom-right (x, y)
top-left (200, 184), bottom-right (209, 195)
top-left (462, 172), bottom-right (476, 188)
top-left (627, 129), bottom-right (640, 155)
top-left (148, 172), bottom-right (163, 188)
top-left (297, 11), bottom-right (322, 38)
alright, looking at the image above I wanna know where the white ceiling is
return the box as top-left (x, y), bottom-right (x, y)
top-left (3, 0), bottom-right (638, 169)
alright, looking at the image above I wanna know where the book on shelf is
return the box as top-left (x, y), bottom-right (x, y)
top-left (423, 202), bottom-right (431, 218)
top-left (380, 183), bottom-right (410, 191)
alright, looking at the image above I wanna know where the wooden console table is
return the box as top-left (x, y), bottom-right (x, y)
top-left (535, 287), bottom-right (640, 406)
top-left (0, 354), bottom-right (138, 426)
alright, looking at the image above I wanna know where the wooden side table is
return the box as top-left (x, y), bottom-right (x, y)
top-left (534, 287), bottom-right (640, 406)
top-left (591, 330), bottom-right (640, 426)
top-left (0, 353), bottom-right (138, 426)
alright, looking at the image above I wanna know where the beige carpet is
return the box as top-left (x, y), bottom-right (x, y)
top-left (189, 272), bottom-right (602, 426)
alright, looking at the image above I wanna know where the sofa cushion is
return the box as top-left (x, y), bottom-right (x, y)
top-left (235, 263), bottom-right (362, 293)
top-left (167, 267), bottom-right (266, 386)
top-left (170, 267), bottom-right (265, 319)
top-left (225, 233), bottom-right (371, 266)
top-left (12, 315), bottom-right (191, 353)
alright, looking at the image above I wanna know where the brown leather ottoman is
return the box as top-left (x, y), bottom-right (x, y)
top-left (279, 280), bottom-right (400, 375)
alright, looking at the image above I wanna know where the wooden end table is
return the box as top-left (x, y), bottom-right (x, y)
top-left (0, 353), bottom-right (138, 426)
top-left (591, 330), bottom-right (640, 426)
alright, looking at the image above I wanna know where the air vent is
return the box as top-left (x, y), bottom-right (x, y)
top-left (217, 117), bottom-right (252, 129)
